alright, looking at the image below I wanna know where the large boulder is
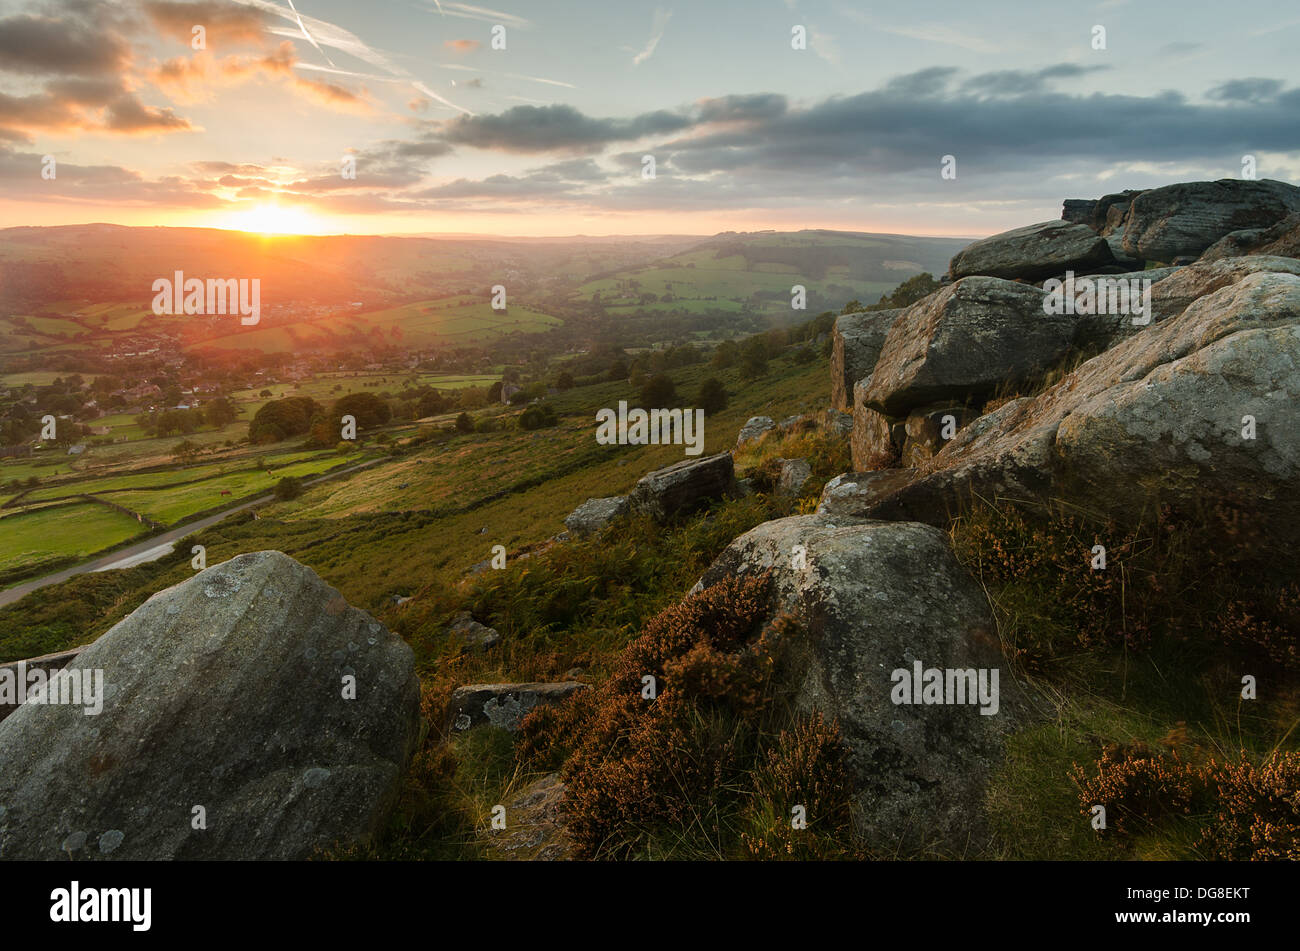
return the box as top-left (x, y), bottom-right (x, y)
top-left (948, 220), bottom-right (1113, 281)
top-left (830, 309), bottom-right (901, 412)
top-left (1202, 212), bottom-right (1300, 262)
top-left (1121, 179), bottom-right (1300, 262)
top-left (0, 551), bottom-right (421, 860)
top-left (629, 452), bottom-right (734, 520)
top-left (692, 516), bottom-right (1023, 855)
top-left (861, 277), bottom-right (1066, 416)
top-left (859, 270), bottom-right (1300, 558)
top-left (1062, 189), bottom-right (1145, 236)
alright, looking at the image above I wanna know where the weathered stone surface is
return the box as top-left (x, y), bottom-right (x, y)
top-left (815, 469), bottom-right (918, 522)
top-left (830, 309), bottom-right (901, 411)
top-left (448, 682), bottom-right (587, 733)
top-left (776, 458), bottom-right (812, 496)
top-left (1121, 179), bottom-right (1300, 262)
top-left (824, 408), bottom-right (854, 436)
top-left (0, 647), bottom-right (84, 723)
top-left (563, 495), bottom-right (630, 537)
top-left (1064, 266), bottom-right (1181, 348)
top-left (861, 277), bottom-right (1065, 416)
top-left (860, 271), bottom-right (1300, 555)
top-left (0, 551), bottom-right (421, 860)
top-left (1202, 212), bottom-right (1300, 262)
top-left (948, 220), bottom-right (1113, 281)
top-left (692, 516), bottom-right (1023, 855)
top-left (850, 388), bottom-right (897, 471)
top-left (482, 772), bottom-right (574, 860)
top-left (629, 452), bottom-right (734, 520)
top-left (902, 406), bottom-right (977, 467)
top-left (447, 611), bottom-right (501, 654)
top-left (737, 416), bottom-right (776, 446)
top-left (1062, 189), bottom-right (1145, 236)
top-left (1148, 256), bottom-right (1300, 325)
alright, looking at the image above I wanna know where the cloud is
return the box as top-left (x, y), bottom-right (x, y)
top-left (633, 8), bottom-right (672, 66)
top-left (444, 39), bottom-right (481, 53)
top-left (435, 103), bottom-right (693, 153)
top-left (1206, 78), bottom-right (1284, 102)
top-left (150, 42), bottom-right (371, 112)
top-left (0, 12), bottom-right (130, 76)
top-left (143, 1), bottom-right (269, 48)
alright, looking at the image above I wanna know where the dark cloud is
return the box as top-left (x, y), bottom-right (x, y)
top-left (0, 12), bottom-right (130, 76)
top-left (1206, 78), bottom-right (1284, 102)
top-left (961, 64), bottom-right (1108, 97)
top-left (695, 93), bottom-right (788, 123)
top-left (436, 104), bottom-right (694, 153)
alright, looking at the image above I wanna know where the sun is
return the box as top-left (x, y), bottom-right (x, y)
top-left (226, 203), bottom-right (326, 236)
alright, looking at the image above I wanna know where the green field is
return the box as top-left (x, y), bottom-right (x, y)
top-left (104, 455), bottom-right (354, 525)
top-left (0, 503), bottom-right (147, 578)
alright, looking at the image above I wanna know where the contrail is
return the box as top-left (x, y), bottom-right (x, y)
top-left (286, 0), bottom-right (335, 67)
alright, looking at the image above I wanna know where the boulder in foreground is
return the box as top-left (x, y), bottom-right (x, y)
top-left (693, 515), bottom-right (1024, 855)
top-left (0, 551), bottom-right (421, 860)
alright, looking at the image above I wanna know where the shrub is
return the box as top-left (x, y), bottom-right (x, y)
top-left (696, 377), bottom-right (728, 416)
top-left (273, 475), bottom-right (303, 501)
top-left (519, 404), bottom-right (557, 430)
top-left (517, 574), bottom-right (856, 859)
top-left (639, 373), bottom-right (675, 408)
top-left (1073, 744), bottom-right (1300, 860)
top-left (454, 412), bottom-right (474, 433)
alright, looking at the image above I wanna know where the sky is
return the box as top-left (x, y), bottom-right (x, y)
top-left (1, 0), bottom-right (1298, 237)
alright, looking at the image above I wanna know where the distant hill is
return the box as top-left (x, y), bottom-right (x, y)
top-left (574, 229), bottom-right (970, 317)
top-left (0, 225), bottom-right (970, 360)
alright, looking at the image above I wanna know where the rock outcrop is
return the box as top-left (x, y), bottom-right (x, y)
top-left (948, 220), bottom-right (1114, 281)
top-left (830, 309), bottom-right (901, 411)
top-left (1120, 179), bottom-right (1300, 262)
top-left (861, 277), bottom-right (1061, 416)
top-left (0, 551), bottom-right (421, 860)
top-left (856, 268), bottom-right (1300, 556)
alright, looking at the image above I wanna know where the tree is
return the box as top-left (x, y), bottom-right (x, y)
top-left (273, 475), bottom-right (304, 501)
top-left (696, 377), bottom-right (728, 416)
top-left (248, 397), bottom-right (321, 444)
top-left (487, 381), bottom-right (503, 403)
top-left (874, 272), bottom-right (939, 310)
top-left (607, 359), bottom-right (629, 382)
top-left (332, 392), bottom-right (391, 430)
top-left (519, 403), bottom-right (557, 430)
top-left (204, 397), bottom-right (237, 428)
top-left (640, 373), bottom-right (676, 408)
top-left (555, 371), bottom-right (575, 391)
top-left (710, 340), bottom-right (738, 369)
top-left (740, 337), bottom-right (769, 380)
top-left (454, 412), bottom-right (474, 433)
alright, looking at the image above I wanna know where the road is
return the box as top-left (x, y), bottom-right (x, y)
top-left (0, 459), bottom-right (379, 609)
